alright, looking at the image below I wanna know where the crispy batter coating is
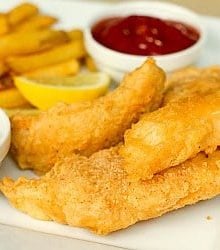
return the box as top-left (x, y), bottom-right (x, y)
top-left (120, 93), bottom-right (220, 180)
top-left (164, 66), bottom-right (220, 104)
top-left (1, 148), bottom-right (220, 235)
top-left (10, 59), bottom-right (165, 174)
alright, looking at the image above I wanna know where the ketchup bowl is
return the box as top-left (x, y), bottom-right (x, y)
top-left (0, 109), bottom-right (10, 166)
top-left (85, 1), bottom-right (205, 81)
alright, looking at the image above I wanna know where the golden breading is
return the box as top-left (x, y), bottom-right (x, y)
top-left (1, 147), bottom-right (220, 235)
top-left (11, 59), bottom-right (165, 174)
top-left (120, 93), bottom-right (220, 180)
top-left (164, 66), bottom-right (220, 104)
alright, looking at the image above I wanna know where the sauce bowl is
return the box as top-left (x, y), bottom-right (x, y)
top-left (0, 109), bottom-right (10, 166)
top-left (85, 1), bottom-right (206, 81)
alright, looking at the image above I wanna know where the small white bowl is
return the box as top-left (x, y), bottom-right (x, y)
top-left (0, 109), bottom-right (11, 165)
top-left (85, 1), bottom-right (206, 81)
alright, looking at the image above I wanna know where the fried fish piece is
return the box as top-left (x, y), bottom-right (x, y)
top-left (164, 66), bottom-right (220, 104)
top-left (11, 59), bottom-right (165, 174)
top-left (120, 92), bottom-right (220, 180)
top-left (1, 147), bottom-right (220, 235)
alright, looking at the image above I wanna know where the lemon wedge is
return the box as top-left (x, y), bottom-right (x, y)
top-left (13, 73), bottom-right (111, 110)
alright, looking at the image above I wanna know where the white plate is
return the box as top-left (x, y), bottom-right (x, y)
top-left (1, 1), bottom-right (220, 250)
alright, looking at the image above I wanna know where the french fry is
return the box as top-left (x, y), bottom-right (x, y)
top-left (4, 107), bottom-right (39, 118)
top-left (67, 29), bottom-right (83, 40)
top-left (26, 59), bottom-right (80, 77)
top-left (0, 87), bottom-right (28, 109)
top-left (85, 56), bottom-right (97, 72)
top-left (14, 14), bottom-right (57, 32)
top-left (7, 40), bottom-right (86, 73)
top-left (0, 14), bottom-right (10, 35)
top-left (0, 29), bottom-right (68, 59)
top-left (8, 2), bottom-right (39, 26)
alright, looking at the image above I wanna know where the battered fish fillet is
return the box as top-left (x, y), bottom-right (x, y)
top-left (164, 66), bottom-right (220, 104)
top-left (1, 147), bottom-right (220, 235)
top-left (11, 59), bottom-right (165, 174)
top-left (120, 92), bottom-right (220, 180)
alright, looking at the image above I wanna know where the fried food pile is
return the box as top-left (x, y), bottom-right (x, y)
top-left (0, 2), bottom-right (92, 109)
top-left (1, 60), bottom-right (220, 235)
top-left (2, 148), bottom-right (220, 235)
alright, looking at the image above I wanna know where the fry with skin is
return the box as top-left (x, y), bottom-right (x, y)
top-left (8, 2), bottom-right (39, 26)
top-left (1, 147), bottom-right (220, 235)
top-left (14, 15), bottom-right (57, 32)
top-left (25, 59), bottom-right (80, 78)
top-left (0, 29), bottom-right (68, 59)
top-left (7, 40), bottom-right (86, 73)
top-left (10, 59), bottom-right (165, 173)
top-left (120, 92), bottom-right (220, 180)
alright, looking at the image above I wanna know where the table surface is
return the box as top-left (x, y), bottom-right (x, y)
top-left (1, 0), bottom-right (219, 250)
top-left (156, 0), bottom-right (220, 16)
top-left (95, 0), bottom-right (220, 17)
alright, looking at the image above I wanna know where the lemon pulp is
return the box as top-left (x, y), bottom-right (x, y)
top-left (14, 73), bottom-right (111, 110)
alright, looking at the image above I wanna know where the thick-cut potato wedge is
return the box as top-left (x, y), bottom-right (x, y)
top-left (85, 56), bottom-right (97, 72)
top-left (0, 62), bottom-right (8, 76)
top-left (0, 14), bottom-right (10, 35)
top-left (7, 40), bottom-right (86, 73)
top-left (26, 59), bottom-right (80, 77)
top-left (0, 29), bottom-right (68, 59)
top-left (8, 2), bottom-right (39, 26)
top-left (0, 87), bottom-right (28, 108)
top-left (14, 14), bottom-right (57, 32)
top-left (67, 29), bottom-right (83, 40)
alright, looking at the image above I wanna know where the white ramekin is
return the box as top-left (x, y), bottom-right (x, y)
top-left (0, 109), bottom-right (11, 165)
top-left (85, 1), bottom-right (206, 81)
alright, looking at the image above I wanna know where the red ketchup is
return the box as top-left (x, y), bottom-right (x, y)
top-left (92, 15), bottom-right (200, 56)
